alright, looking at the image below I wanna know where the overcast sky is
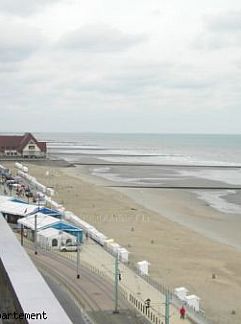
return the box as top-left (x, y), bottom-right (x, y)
top-left (1, 0), bottom-right (241, 133)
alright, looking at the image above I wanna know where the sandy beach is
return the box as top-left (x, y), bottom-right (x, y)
top-left (4, 160), bottom-right (241, 324)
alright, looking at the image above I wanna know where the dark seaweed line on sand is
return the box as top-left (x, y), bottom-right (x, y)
top-left (74, 162), bottom-right (241, 169)
top-left (107, 185), bottom-right (241, 190)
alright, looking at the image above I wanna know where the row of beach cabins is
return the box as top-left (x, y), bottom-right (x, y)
top-left (0, 163), bottom-right (130, 264)
top-left (0, 163), bottom-right (202, 314)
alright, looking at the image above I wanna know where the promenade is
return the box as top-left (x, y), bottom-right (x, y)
top-left (61, 239), bottom-right (195, 324)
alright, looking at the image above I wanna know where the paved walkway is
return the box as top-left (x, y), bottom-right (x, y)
top-left (29, 246), bottom-right (148, 324)
top-left (18, 235), bottom-right (149, 324)
top-left (59, 239), bottom-right (194, 324)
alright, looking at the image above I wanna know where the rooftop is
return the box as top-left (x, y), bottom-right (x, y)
top-left (18, 214), bottom-right (60, 230)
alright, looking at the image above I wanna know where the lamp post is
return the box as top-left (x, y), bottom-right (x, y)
top-left (34, 197), bottom-right (40, 255)
top-left (34, 213), bottom-right (38, 255)
top-left (165, 290), bottom-right (171, 324)
top-left (113, 252), bottom-right (120, 314)
top-left (20, 224), bottom-right (24, 246)
top-left (76, 231), bottom-right (80, 279)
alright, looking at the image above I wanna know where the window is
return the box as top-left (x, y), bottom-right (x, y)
top-left (52, 239), bottom-right (58, 247)
top-left (28, 145), bottom-right (35, 150)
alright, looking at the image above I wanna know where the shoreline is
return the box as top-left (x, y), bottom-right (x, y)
top-left (77, 163), bottom-right (241, 250)
top-left (3, 159), bottom-right (241, 324)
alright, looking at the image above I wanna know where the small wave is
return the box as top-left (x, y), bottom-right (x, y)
top-left (92, 167), bottom-right (111, 173)
top-left (178, 169), bottom-right (241, 186)
top-left (194, 190), bottom-right (241, 214)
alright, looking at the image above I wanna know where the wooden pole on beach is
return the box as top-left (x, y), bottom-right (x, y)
top-left (113, 252), bottom-right (119, 314)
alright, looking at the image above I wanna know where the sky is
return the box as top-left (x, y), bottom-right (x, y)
top-left (0, 0), bottom-right (241, 133)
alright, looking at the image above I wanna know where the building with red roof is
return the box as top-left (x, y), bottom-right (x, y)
top-left (0, 133), bottom-right (47, 158)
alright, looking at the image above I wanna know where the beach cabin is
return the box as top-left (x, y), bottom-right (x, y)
top-left (108, 242), bottom-right (120, 254)
top-left (137, 260), bottom-right (150, 275)
top-left (174, 287), bottom-right (189, 301)
top-left (118, 248), bottom-right (129, 263)
top-left (185, 295), bottom-right (200, 312)
top-left (38, 228), bottom-right (76, 250)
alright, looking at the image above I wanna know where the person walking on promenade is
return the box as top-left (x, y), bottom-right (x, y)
top-left (180, 305), bottom-right (186, 319)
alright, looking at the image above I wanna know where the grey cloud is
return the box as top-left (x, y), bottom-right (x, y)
top-left (1, 54), bottom-right (241, 133)
top-left (57, 24), bottom-right (148, 52)
top-left (0, 0), bottom-right (61, 16)
top-left (0, 22), bottom-right (43, 62)
top-left (99, 63), bottom-right (216, 95)
top-left (151, 9), bottom-right (161, 16)
top-left (205, 11), bottom-right (241, 32)
top-left (193, 11), bottom-right (241, 50)
top-left (192, 33), bottom-right (237, 50)
top-left (65, 62), bottom-right (217, 100)
top-left (0, 62), bottom-right (19, 73)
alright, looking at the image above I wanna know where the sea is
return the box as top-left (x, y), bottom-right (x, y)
top-left (40, 133), bottom-right (241, 166)
top-left (38, 133), bottom-right (241, 215)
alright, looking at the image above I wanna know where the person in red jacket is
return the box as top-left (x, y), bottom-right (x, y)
top-left (180, 305), bottom-right (186, 319)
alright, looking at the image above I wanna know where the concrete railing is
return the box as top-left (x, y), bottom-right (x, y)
top-left (0, 217), bottom-right (72, 324)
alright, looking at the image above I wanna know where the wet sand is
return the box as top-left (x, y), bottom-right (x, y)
top-left (3, 161), bottom-right (241, 324)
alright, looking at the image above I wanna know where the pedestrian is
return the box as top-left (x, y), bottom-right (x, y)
top-left (180, 305), bottom-right (186, 319)
top-left (85, 231), bottom-right (89, 241)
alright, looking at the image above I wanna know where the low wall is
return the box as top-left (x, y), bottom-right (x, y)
top-left (0, 215), bottom-right (72, 324)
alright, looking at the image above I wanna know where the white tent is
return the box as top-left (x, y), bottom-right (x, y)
top-left (38, 227), bottom-right (76, 249)
top-left (18, 214), bottom-right (60, 230)
top-left (0, 195), bottom-right (12, 204)
top-left (0, 201), bottom-right (38, 217)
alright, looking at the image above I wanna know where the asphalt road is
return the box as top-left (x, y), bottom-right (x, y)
top-left (41, 271), bottom-right (86, 324)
